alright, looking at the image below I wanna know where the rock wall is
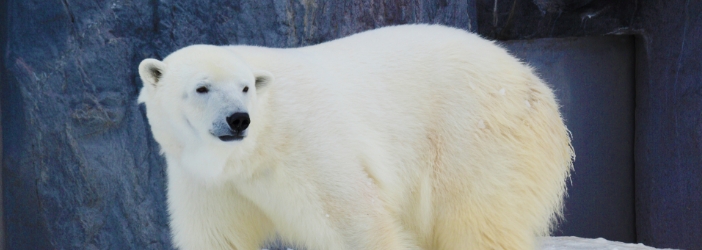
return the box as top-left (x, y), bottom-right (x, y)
top-left (631, 1), bottom-right (702, 248)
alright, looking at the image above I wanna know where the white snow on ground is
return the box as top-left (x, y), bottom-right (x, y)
top-left (262, 237), bottom-right (678, 250)
top-left (540, 236), bottom-right (678, 250)
top-left (261, 236), bottom-right (670, 250)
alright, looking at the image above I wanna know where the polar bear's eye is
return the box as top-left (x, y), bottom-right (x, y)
top-left (242, 86), bottom-right (249, 93)
top-left (196, 86), bottom-right (209, 94)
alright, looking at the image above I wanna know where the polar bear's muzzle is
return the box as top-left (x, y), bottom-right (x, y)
top-left (211, 112), bottom-right (250, 142)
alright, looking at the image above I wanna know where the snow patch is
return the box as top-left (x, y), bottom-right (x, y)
top-left (540, 237), bottom-right (678, 250)
top-left (262, 237), bottom-right (676, 250)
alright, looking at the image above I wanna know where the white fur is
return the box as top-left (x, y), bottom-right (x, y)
top-left (138, 24), bottom-right (574, 250)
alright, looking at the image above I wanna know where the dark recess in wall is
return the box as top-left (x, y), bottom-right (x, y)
top-left (502, 36), bottom-right (637, 243)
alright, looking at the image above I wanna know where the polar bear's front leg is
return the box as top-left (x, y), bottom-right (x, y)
top-left (167, 162), bottom-right (274, 250)
top-left (235, 161), bottom-right (419, 250)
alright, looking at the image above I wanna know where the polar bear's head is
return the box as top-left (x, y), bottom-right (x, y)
top-left (137, 45), bottom-right (273, 182)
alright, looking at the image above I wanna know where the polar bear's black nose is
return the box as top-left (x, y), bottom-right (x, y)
top-left (226, 112), bottom-right (250, 132)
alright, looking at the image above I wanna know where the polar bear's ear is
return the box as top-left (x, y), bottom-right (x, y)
top-left (139, 58), bottom-right (167, 87)
top-left (253, 69), bottom-right (274, 93)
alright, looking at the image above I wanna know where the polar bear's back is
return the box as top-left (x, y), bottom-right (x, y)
top-left (296, 24), bottom-right (549, 133)
top-left (276, 24), bottom-right (563, 165)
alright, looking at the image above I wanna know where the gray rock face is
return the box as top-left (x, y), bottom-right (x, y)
top-left (477, 0), bottom-right (635, 40)
top-left (1, 1), bottom-right (475, 249)
top-left (630, 1), bottom-right (702, 248)
top-left (3, 1), bottom-right (170, 249)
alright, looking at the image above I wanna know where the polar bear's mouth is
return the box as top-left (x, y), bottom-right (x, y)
top-left (210, 128), bottom-right (247, 141)
top-left (218, 135), bottom-right (244, 141)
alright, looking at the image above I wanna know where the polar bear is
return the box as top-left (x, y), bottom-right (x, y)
top-left (137, 24), bottom-right (574, 250)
